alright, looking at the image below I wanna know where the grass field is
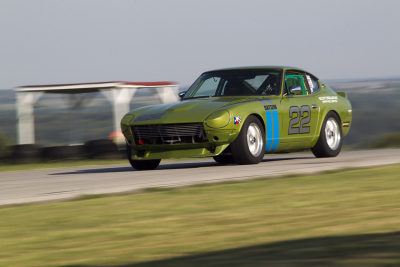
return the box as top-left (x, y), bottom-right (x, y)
top-left (1, 165), bottom-right (400, 266)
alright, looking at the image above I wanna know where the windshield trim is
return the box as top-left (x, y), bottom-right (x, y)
top-left (183, 69), bottom-right (283, 99)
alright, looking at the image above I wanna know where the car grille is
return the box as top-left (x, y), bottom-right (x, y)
top-left (131, 123), bottom-right (208, 145)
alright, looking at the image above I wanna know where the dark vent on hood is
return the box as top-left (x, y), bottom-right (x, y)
top-left (131, 123), bottom-right (208, 145)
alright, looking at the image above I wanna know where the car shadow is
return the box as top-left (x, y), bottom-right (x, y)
top-left (261, 156), bottom-right (314, 162)
top-left (49, 166), bottom-right (135, 175)
top-left (61, 230), bottom-right (400, 267)
top-left (50, 156), bottom-right (315, 175)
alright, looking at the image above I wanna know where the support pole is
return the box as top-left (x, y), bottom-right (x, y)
top-left (156, 86), bottom-right (179, 104)
top-left (16, 92), bottom-right (43, 144)
top-left (64, 93), bottom-right (96, 145)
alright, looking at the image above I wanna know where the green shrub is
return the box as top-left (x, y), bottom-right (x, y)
top-left (371, 132), bottom-right (400, 148)
top-left (0, 134), bottom-right (9, 152)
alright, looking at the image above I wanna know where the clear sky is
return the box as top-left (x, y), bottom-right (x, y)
top-left (1, 0), bottom-right (400, 89)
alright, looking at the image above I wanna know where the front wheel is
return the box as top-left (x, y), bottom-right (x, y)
top-left (311, 112), bottom-right (343, 158)
top-left (230, 115), bottom-right (265, 164)
top-left (126, 143), bottom-right (161, 170)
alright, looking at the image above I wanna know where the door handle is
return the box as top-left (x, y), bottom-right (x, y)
top-left (312, 105), bottom-right (318, 109)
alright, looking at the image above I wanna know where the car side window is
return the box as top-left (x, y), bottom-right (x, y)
top-left (305, 74), bottom-right (320, 94)
top-left (285, 74), bottom-right (307, 95)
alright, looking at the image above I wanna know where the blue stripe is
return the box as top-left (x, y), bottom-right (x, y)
top-left (265, 111), bottom-right (273, 151)
top-left (270, 110), bottom-right (280, 151)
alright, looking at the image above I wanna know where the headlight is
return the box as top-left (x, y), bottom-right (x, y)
top-left (205, 110), bottom-right (231, 128)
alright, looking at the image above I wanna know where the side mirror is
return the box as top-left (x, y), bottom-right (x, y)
top-left (178, 91), bottom-right (187, 99)
top-left (289, 85), bottom-right (302, 95)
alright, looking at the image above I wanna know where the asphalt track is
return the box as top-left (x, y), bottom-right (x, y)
top-left (1, 149), bottom-right (400, 206)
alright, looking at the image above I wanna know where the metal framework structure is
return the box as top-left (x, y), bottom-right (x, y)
top-left (15, 81), bottom-right (179, 144)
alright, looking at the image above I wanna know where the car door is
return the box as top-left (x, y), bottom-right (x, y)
top-left (279, 71), bottom-right (320, 149)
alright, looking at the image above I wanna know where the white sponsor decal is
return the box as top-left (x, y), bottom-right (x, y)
top-left (319, 96), bottom-right (338, 103)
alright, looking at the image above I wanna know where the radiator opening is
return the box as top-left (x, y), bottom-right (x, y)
top-left (131, 123), bottom-right (208, 145)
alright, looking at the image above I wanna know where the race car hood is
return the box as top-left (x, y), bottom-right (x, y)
top-left (127, 97), bottom-right (250, 125)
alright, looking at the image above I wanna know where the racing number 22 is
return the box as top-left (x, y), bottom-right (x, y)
top-left (289, 105), bottom-right (310, 134)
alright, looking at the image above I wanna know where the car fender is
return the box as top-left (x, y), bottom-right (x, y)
top-left (205, 101), bottom-right (267, 142)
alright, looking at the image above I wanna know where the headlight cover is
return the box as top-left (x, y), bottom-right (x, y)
top-left (121, 114), bottom-right (135, 124)
top-left (121, 114), bottom-right (135, 133)
top-left (205, 110), bottom-right (231, 128)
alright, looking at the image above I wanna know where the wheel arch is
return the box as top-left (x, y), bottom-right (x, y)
top-left (329, 109), bottom-right (342, 123)
top-left (230, 110), bottom-right (266, 134)
top-left (249, 113), bottom-right (266, 132)
top-left (224, 102), bottom-right (267, 143)
top-left (229, 112), bottom-right (266, 146)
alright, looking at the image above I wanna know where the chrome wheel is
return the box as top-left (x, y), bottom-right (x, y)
top-left (325, 118), bottom-right (341, 150)
top-left (247, 123), bottom-right (263, 157)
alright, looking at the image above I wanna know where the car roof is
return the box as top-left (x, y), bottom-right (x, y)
top-left (204, 66), bottom-right (306, 73)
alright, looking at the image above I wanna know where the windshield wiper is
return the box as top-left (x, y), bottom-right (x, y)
top-left (184, 95), bottom-right (215, 100)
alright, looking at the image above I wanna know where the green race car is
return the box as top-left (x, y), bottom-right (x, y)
top-left (121, 66), bottom-right (352, 170)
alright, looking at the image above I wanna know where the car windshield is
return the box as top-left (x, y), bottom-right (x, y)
top-left (184, 69), bottom-right (282, 99)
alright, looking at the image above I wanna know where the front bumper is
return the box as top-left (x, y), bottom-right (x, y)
top-left (122, 121), bottom-right (238, 160)
top-left (129, 143), bottom-right (230, 160)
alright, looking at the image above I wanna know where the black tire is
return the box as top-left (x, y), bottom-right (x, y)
top-left (230, 115), bottom-right (265, 164)
top-left (311, 111), bottom-right (343, 158)
top-left (126, 143), bottom-right (161, 170)
top-left (213, 155), bottom-right (236, 164)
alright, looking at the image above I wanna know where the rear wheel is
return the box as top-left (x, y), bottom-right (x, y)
top-left (126, 143), bottom-right (161, 170)
top-left (230, 115), bottom-right (265, 164)
top-left (311, 112), bottom-right (342, 158)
